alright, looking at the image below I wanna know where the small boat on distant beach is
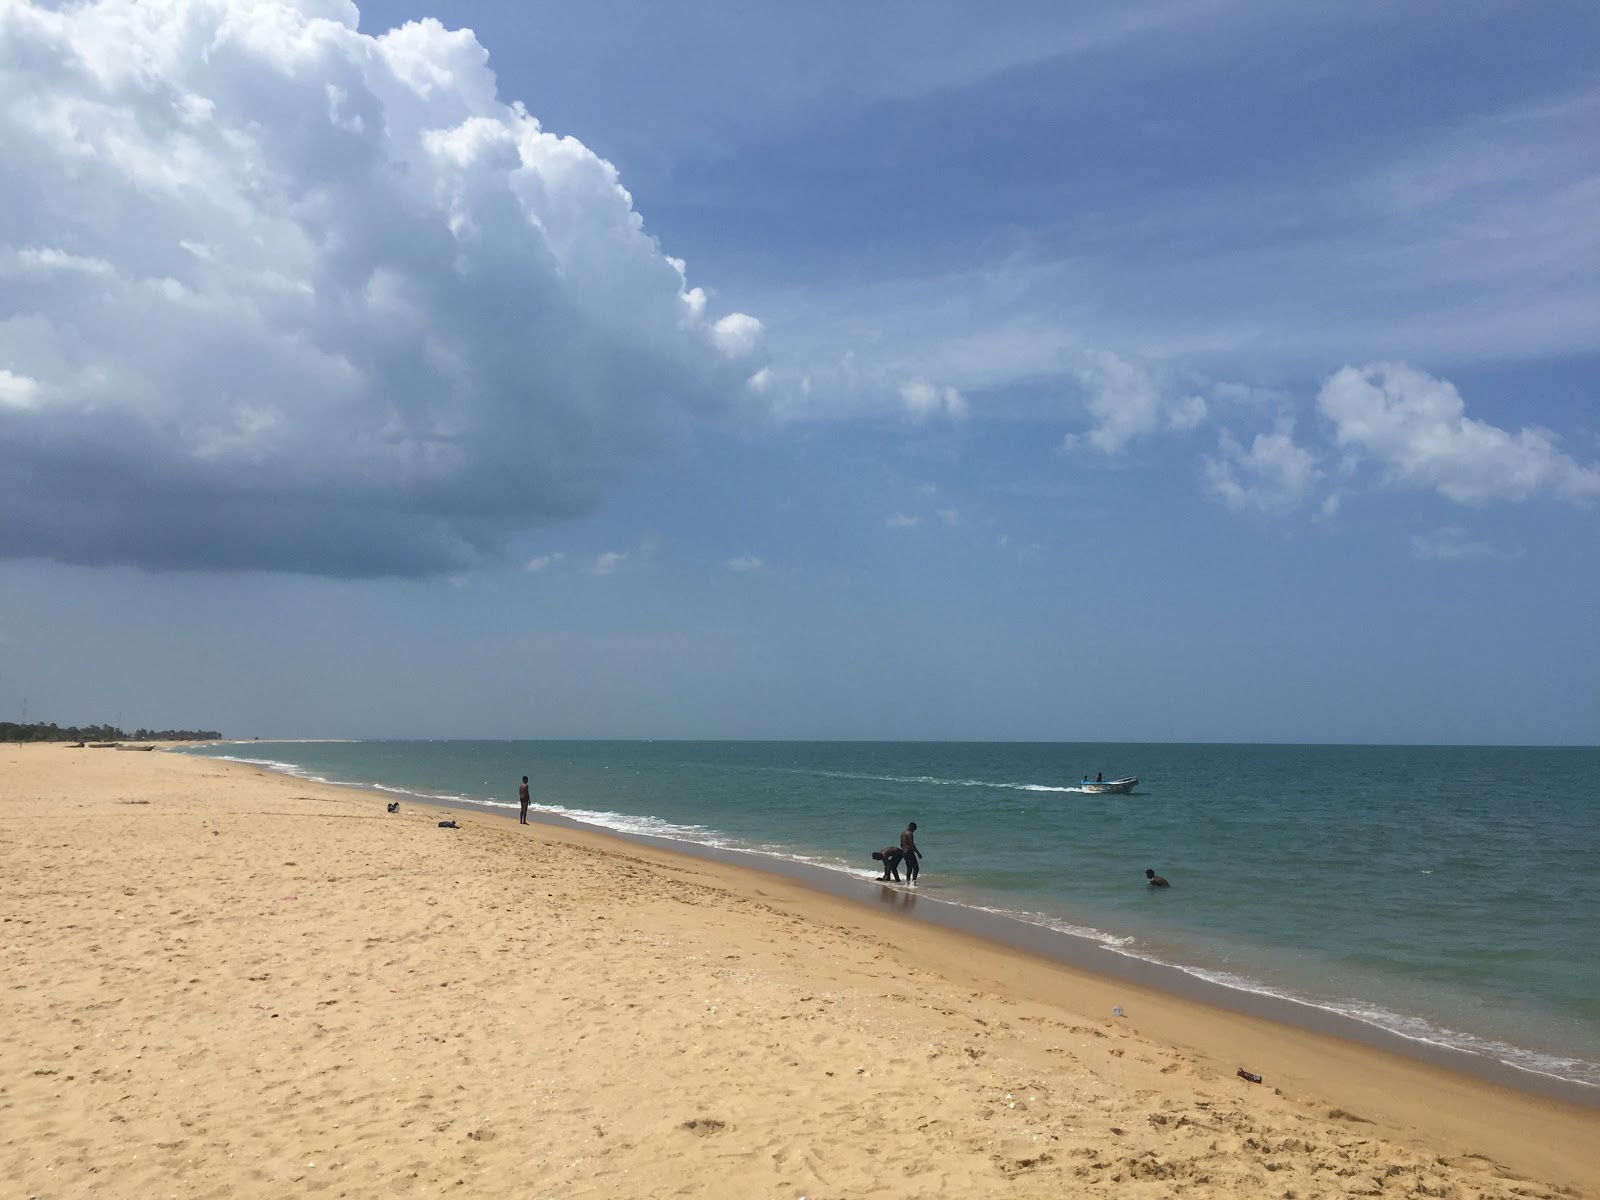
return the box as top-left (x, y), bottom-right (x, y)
top-left (1078, 776), bottom-right (1138, 794)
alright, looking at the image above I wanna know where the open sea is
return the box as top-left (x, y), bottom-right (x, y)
top-left (177, 740), bottom-right (1599, 1097)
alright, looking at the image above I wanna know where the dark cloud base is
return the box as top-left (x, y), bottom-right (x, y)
top-left (0, 490), bottom-right (512, 578)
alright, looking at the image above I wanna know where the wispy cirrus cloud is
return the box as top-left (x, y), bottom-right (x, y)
top-left (585, 551), bottom-right (628, 577)
top-left (1410, 527), bottom-right (1513, 562)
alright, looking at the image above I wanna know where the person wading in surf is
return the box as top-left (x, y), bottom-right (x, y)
top-left (900, 821), bottom-right (923, 883)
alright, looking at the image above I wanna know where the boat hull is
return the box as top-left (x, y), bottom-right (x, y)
top-left (1079, 776), bottom-right (1137, 794)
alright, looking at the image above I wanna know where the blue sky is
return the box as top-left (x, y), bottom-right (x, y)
top-left (1, 0), bottom-right (1595, 743)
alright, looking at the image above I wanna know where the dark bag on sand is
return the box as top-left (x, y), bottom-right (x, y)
top-left (437, 819), bottom-right (458, 829)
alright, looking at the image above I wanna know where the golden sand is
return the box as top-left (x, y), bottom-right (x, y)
top-left (2, 743), bottom-right (1594, 1198)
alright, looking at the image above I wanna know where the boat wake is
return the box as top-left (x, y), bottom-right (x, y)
top-left (781, 766), bottom-right (1082, 794)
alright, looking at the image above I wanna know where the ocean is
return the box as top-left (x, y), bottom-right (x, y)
top-left (177, 739), bottom-right (1600, 1097)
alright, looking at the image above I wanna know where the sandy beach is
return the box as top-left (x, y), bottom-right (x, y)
top-left (2, 743), bottom-right (1594, 1199)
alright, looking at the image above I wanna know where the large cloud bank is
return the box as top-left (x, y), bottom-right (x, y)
top-left (0, 0), bottom-right (765, 575)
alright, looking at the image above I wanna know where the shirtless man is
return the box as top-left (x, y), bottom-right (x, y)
top-left (1145, 868), bottom-right (1169, 887)
top-left (871, 846), bottom-right (905, 881)
top-left (518, 775), bottom-right (531, 824)
top-left (900, 822), bottom-right (922, 883)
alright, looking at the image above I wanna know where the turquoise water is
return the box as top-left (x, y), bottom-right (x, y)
top-left (180, 740), bottom-right (1600, 1092)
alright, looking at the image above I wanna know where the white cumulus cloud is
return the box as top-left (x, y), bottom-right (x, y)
top-left (899, 379), bottom-right (968, 423)
top-left (711, 312), bottom-right (766, 359)
top-left (1317, 364), bottom-right (1600, 505)
top-left (725, 554), bottom-right (763, 572)
top-left (1065, 350), bottom-right (1206, 454)
top-left (0, 0), bottom-right (766, 576)
top-left (1203, 422), bottom-right (1321, 515)
top-left (0, 369), bottom-right (40, 409)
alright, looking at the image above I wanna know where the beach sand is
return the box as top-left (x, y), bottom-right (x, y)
top-left (3, 743), bottom-right (1594, 1199)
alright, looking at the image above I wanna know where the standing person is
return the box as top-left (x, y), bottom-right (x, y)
top-left (518, 775), bottom-right (531, 824)
top-left (900, 821), bottom-right (922, 883)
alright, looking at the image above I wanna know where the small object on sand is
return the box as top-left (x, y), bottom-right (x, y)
top-left (1237, 1068), bottom-right (1262, 1083)
top-left (386, 801), bottom-right (400, 813)
top-left (437, 819), bottom-right (458, 829)
top-left (1111, 1005), bottom-right (1124, 1017)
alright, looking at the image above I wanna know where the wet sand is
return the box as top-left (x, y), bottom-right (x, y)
top-left (3, 742), bottom-right (1594, 1198)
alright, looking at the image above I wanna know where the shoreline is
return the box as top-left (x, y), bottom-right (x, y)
top-left (5, 742), bottom-right (1595, 1197)
top-left (194, 743), bottom-right (1599, 1108)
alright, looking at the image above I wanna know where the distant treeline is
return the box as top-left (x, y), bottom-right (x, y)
top-left (0, 721), bottom-right (221, 743)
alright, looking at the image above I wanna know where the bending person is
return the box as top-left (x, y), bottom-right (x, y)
top-left (871, 846), bottom-right (905, 881)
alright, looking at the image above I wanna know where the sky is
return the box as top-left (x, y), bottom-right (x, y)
top-left (1, 0), bottom-right (1596, 744)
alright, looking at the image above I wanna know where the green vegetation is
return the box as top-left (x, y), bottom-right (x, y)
top-left (0, 721), bottom-right (221, 743)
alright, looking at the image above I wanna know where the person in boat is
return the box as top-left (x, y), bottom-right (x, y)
top-left (1145, 868), bottom-right (1170, 887)
top-left (1096, 771), bottom-right (1103, 783)
top-left (900, 821), bottom-right (922, 883)
top-left (871, 846), bottom-right (905, 881)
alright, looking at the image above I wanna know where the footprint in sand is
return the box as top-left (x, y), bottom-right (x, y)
top-left (681, 1118), bottom-right (727, 1136)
